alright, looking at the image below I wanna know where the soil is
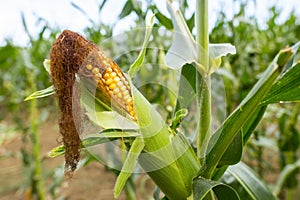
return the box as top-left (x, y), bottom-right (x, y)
top-left (1, 120), bottom-right (299, 200)
top-left (0, 121), bottom-right (154, 200)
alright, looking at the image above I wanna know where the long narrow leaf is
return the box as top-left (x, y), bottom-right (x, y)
top-left (217, 132), bottom-right (242, 166)
top-left (193, 177), bottom-right (239, 200)
top-left (273, 159), bottom-right (300, 196)
top-left (24, 85), bottom-right (54, 101)
top-left (262, 62), bottom-right (300, 104)
top-left (114, 137), bottom-right (144, 198)
top-left (128, 14), bottom-right (154, 78)
top-left (200, 47), bottom-right (295, 179)
top-left (48, 130), bottom-right (139, 158)
top-left (174, 64), bottom-right (197, 113)
top-left (227, 162), bottom-right (276, 200)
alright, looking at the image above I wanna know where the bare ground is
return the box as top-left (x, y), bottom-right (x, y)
top-left (0, 121), bottom-right (149, 200)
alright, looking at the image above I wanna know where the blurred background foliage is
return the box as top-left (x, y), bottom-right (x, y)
top-left (0, 0), bottom-right (299, 199)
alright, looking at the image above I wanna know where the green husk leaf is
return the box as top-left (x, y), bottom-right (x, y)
top-left (114, 137), bottom-right (144, 198)
top-left (193, 177), bottom-right (239, 200)
top-left (24, 85), bottom-right (54, 101)
top-left (85, 111), bottom-right (139, 129)
top-left (80, 79), bottom-right (111, 113)
top-left (133, 88), bottom-right (199, 199)
top-left (227, 162), bottom-right (276, 200)
top-left (171, 133), bottom-right (200, 195)
top-left (128, 14), bottom-right (154, 78)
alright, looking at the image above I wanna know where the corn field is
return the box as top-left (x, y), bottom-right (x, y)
top-left (1, 0), bottom-right (300, 200)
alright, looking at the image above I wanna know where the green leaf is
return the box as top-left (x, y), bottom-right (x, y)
top-left (186, 14), bottom-right (195, 32)
top-left (114, 137), bottom-right (144, 198)
top-left (24, 85), bottom-right (54, 101)
top-left (193, 177), bottom-right (239, 200)
top-left (48, 145), bottom-right (65, 158)
top-left (128, 14), bottom-right (154, 78)
top-left (217, 132), bottom-right (242, 166)
top-left (227, 162), bottom-right (276, 200)
top-left (200, 47), bottom-right (295, 179)
top-left (170, 108), bottom-right (188, 131)
top-left (48, 130), bottom-right (139, 158)
top-left (262, 62), bottom-right (300, 104)
top-left (43, 59), bottom-right (51, 74)
top-left (152, 6), bottom-right (173, 29)
top-left (119, 0), bottom-right (134, 19)
top-left (174, 64), bottom-right (197, 113)
top-left (24, 59), bottom-right (52, 101)
top-left (273, 159), bottom-right (300, 196)
top-left (241, 43), bottom-right (300, 146)
top-left (242, 105), bottom-right (267, 144)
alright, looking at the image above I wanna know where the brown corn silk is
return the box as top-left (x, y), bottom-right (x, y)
top-left (50, 30), bottom-right (135, 175)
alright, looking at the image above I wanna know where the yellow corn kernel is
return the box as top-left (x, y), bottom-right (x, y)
top-left (86, 64), bottom-right (93, 70)
top-left (120, 85), bottom-right (127, 92)
top-left (106, 67), bottom-right (112, 72)
top-left (105, 78), bottom-right (114, 85)
top-left (126, 97), bottom-right (132, 104)
top-left (103, 60), bottom-right (109, 67)
top-left (111, 72), bottom-right (117, 77)
top-left (103, 73), bottom-right (110, 80)
top-left (117, 92), bottom-right (122, 98)
top-left (114, 77), bottom-right (120, 82)
top-left (113, 87), bottom-right (120, 94)
top-left (92, 67), bottom-right (99, 74)
top-left (95, 73), bottom-right (102, 78)
top-left (130, 111), bottom-right (135, 117)
top-left (109, 83), bottom-right (116, 90)
top-left (123, 90), bottom-right (129, 96)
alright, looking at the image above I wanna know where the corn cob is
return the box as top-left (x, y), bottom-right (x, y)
top-left (79, 49), bottom-right (135, 119)
top-left (50, 30), bottom-right (135, 174)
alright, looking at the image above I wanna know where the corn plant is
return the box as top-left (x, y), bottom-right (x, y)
top-left (26, 0), bottom-right (300, 199)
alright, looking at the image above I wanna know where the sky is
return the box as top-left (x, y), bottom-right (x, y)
top-left (0, 0), bottom-right (300, 46)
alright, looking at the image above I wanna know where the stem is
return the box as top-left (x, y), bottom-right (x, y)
top-left (28, 71), bottom-right (46, 200)
top-left (197, 75), bottom-right (211, 159)
top-left (196, 0), bottom-right (211, 159)
top-left (196, 0), bottom-right (209, 56)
